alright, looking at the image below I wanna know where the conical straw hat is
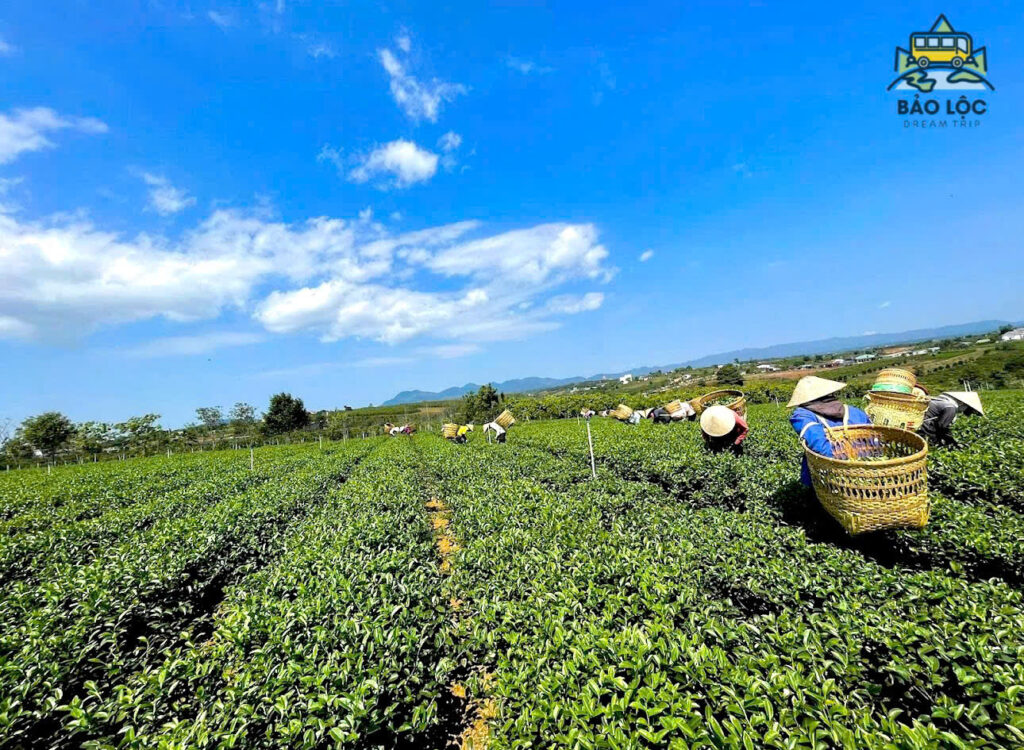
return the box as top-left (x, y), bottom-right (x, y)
top-left (700, 405), bottom-right (736, 437)
top-left (787, 376), bottom-right (846, 408)
top-left (946, 392), bottom-right (984, 415)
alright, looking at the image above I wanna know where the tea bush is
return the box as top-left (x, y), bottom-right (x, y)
top-left (0, 391), bottom-right (1020, 748)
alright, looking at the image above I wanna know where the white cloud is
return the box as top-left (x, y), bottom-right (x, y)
top-left (208, 10), bottom-right (234, 28)
top-left (0, 36), bottom-right (15, 55)
top-left (427, 223), bottom-right (613, 285)
top-left (546, 292), bottom-right (604, 314)
top-left (306, 40), bottom-right (336, 59)
top-left (879, 301), bottom-right (891, 309)
top-left (348, 140), bottom-right (438, 188)
top-left (353, 355), bottom-right (413, 368)
top-left (0, 208), bottom-right (361, 341)
top-left (0, 176), bottom-right (24, 193)
top-left (140, 172), bottom-right (196, 215)
top-left (639, 249), bottom-right (654, 262)
top-left (0, 107), bottom-right (107, 165)
top-left (0, 176), bottom-right (23, 213)
top-left (438, 131), bottom-right (462, 152)
top-left (294, 33), bottom-right (336, 59)
top-left (378, 47), bottom-right (466, 123)
top-left (506, 56), bottom-right (553, 75)
top-left (256, 221), bottom-right (611, 344)
top-left (396, 30), bottom-right (412, 53)
top-left (126, 331), bottom-right (265, 358)
top-left (418, 343), bottom-right (480, 358)
top-left (0, 206), bottom-right (612, 349)
top-left (317, 143), bottom-right (344, 171)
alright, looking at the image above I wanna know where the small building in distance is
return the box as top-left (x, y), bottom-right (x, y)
top-left (756, 363), bottom-right (779, 372)
top-left (619, 373), bottom-right (634, 384)
top-left (855, 353), bottom-right (877, 362)
top-left (976, 338), bottom-right (992, 344)
top-left (1000, 327), bottom-right (1024, 342)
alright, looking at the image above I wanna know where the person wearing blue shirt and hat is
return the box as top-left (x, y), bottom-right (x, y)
top-left (789, 376), bottom-right (871, 486)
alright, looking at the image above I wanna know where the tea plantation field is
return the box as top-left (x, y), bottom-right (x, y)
top-left (1, 392), bottom-right (1022, 748)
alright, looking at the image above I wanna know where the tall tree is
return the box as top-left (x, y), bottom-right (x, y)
top-left (18, 412), bottom-right (75, 459)
top-left (263, 393), bottom-right (310, 435)
top-left (716, 364), bottom-right (744, 386)
top-left (117, 414), bottom-right (163, 455)
top-left (229, 402), bottom-right (257, 426)
top-left (457, 384), bottom-right (503, 424)
top-left (72, 422), bottom-right (111, 458)
top-left (195, 406), bottom-right (224, 430)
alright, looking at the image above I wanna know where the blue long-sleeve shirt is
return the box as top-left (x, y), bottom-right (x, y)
top-left (790, 405), bottom-right (871, 486)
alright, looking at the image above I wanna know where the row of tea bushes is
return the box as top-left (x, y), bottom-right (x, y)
top-left (0, 440), bottom-right (378, 747)
top-left (88, 438), bottom-right (460, 748)
top-left (416, 431), bottom-right (1024, 747)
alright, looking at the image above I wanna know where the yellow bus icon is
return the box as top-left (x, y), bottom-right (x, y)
top-left (908, 30), bottom-right (974, 69)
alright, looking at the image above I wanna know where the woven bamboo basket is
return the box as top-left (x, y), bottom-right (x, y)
top-left (610, 404), bottom-right (634, 421)
top-left (804, 424), bottom-right (929, 535)
top-left (690, 390), bottom-right (747, 418)
top-left (495, 409), bottom-right (515, 429)
top-left (873, 368), bottom-right (916, 392)
top-left (865, 391), bottom-right (930, 431)
top-left (664, 400), bottom-right (683, 414)
top-left (442, 423), bottom-right (458, 439)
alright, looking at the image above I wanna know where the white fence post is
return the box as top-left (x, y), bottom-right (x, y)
top-left (585, 418), bottom-right (597, 480)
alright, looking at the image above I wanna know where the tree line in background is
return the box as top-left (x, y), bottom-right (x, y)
top-left (1, 394), bottom-right (314, 468)
top-left (4, 337), bottom-right (1020, 469)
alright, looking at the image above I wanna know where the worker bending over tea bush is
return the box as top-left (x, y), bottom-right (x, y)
top-left (788, 376), bottom-right (871, 486)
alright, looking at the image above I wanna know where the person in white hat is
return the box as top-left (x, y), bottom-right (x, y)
top-left (699, 405), bottom-right (749, 453)
top-left (919, 391), bottom-right (984, 445)
top-left (788, 376), bottom-right (871, 486)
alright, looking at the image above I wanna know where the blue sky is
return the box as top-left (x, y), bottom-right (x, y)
top-left (1, 1), bottom-right (1022, 427)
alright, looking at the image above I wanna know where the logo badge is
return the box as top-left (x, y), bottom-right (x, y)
top-left (890, 14), bottom-right (993, 92)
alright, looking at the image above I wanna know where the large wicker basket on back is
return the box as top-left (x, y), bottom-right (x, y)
top-left (689, 390), bottom-right (747, 418)
top-left (610, 404), bottom-right (634, 421)
top-left (663, 400), bottom-right (683, 414)
top-left (872, 368), bottom-right (916, 394)
top-left (442, 423), bottom-right (458, 439)
top-left (865, 391), bottom-right (929, 431)
top-left (495, 409), bottom-right (516, 429)
top-left (804, 424), bottom-right (929, 535)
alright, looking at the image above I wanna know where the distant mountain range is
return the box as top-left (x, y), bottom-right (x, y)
top-left (383, 377), bottom-right (586, 406)
top-left (381, 319), bottom-right (1014, 406)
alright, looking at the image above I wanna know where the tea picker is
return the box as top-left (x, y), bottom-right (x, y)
top-left (483, 421), bottom-right (506, 443)
top-left (788, 376), bottom-right (871, 487)
top-left (442, 423), bottom-right (469, 442)
top-left (665, 399), bottom-right (696, 422)
top-left (919, 390), bottom-right (984, 446)
top-left (699, 405), bottom-right (748, 454)
top-left (483, 409), bottom-right (515, 444)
